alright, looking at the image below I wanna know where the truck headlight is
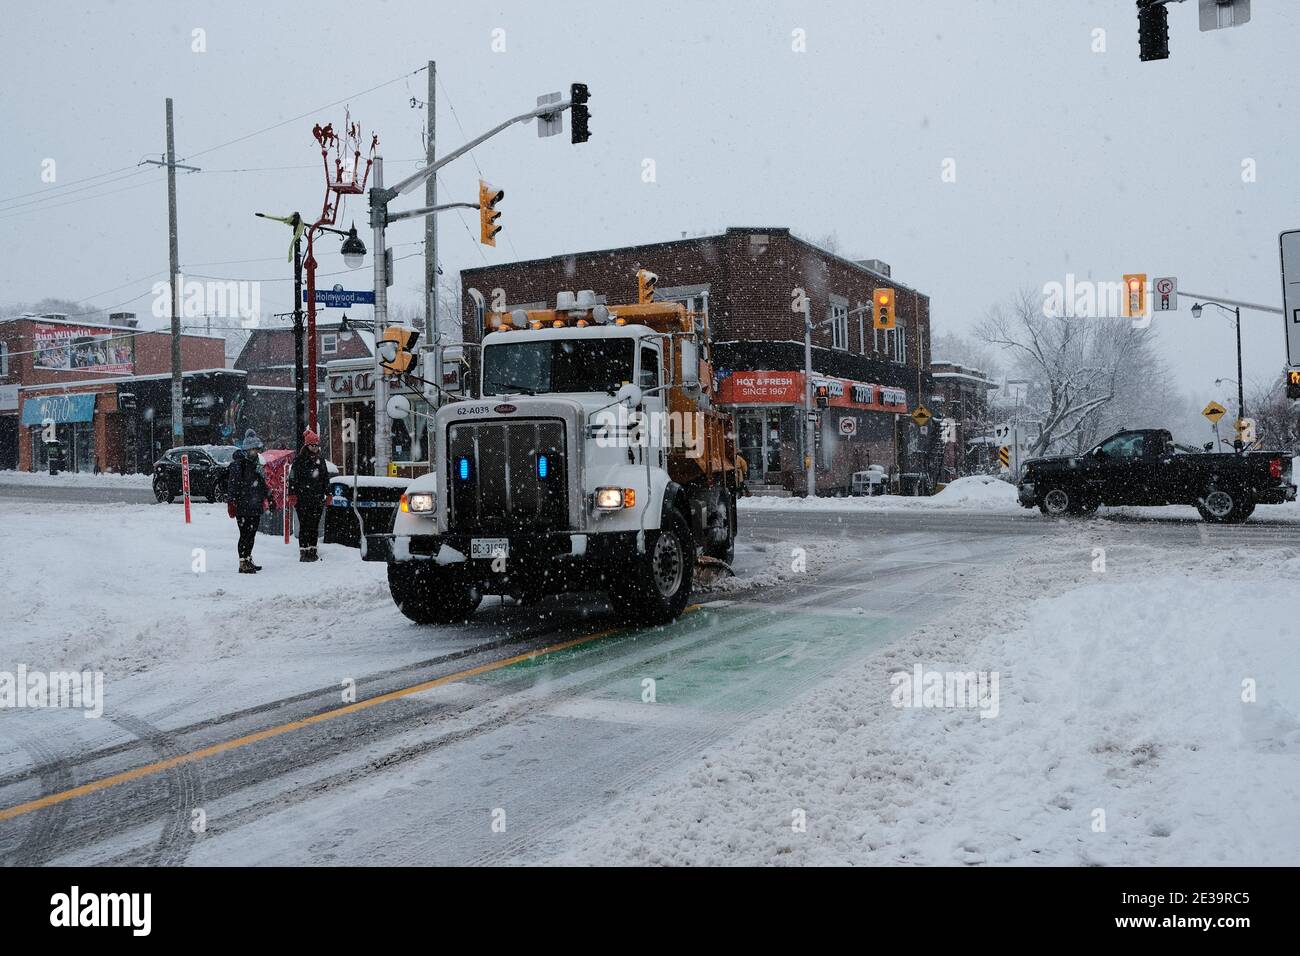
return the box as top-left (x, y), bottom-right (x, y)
top-left (594, 487), bottom-right (636, 510)
top-left (402, 492), bottom-right (435, 513)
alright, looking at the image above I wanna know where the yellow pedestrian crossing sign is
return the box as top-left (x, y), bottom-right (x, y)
top-left (910, 406), bottom-right (933, 427)
top-left (1202, 401), bottom-right (1227, 424)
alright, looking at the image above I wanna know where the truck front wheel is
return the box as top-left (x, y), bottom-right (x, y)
top-left (609, 508), bottom-right (694, 626)
top-left (387, 561), bottom-right (482, 624)
top-left (703, 488), bottom-right (737, 565)
top-left (1039, 486), bottom-right (1075, 517)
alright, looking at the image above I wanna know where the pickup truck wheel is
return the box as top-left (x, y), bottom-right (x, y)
top-left (610, 508), bottom-right (694, 625)
top-left (387, 561), bottom-right (482, 624)
top-left (1197, 487), bottom-right (1253, 524)
top-left (1039, 486), bottom-right (1073, 517)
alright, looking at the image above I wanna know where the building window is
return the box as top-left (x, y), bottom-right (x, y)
top-left (889, 323), bottom-right (907, 364)
top-left (321, 333), bottom-right (338, 355)
top-left (830, 297), bottom-right (848, 351)
top-left (0, 342), bottom-right (7, 377)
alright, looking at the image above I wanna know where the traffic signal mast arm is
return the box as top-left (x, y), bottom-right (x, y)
top-left (375, 96), bottom-right (579, 207)
top-left (386, 201), bottom-right (480, 224)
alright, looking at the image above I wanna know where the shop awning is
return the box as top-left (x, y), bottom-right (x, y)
top-left (20, 393), bottom-right (96, 426)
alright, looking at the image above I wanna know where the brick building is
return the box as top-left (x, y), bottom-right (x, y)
top-left (0, 312), bottom-right (227, 473)
top-left (460, 227), bottom-right (937, 493)
top-left (930, 361), bottom-right (1000, 478)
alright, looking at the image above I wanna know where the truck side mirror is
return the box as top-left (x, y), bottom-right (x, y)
top-left (678, 340), bottom-right (700, 390)
top-left (616, 383), bottom-right (643, 408)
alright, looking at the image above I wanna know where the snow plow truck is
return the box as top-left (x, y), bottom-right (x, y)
top-left (364, 275), bottom-right (745, 626)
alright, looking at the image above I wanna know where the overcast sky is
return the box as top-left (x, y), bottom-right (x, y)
top-left (3, 0), bottom-right (1297, 406)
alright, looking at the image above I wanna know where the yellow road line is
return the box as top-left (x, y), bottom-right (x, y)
top-left (0, 626), bottom-right (625, 823)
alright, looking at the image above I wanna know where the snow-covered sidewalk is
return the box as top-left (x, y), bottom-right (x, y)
top-left (543, 535), bottom-right (1300, 866)
top-left (0, 469), bottom-right (151, 488)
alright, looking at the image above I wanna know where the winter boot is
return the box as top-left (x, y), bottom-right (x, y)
top-left (250, 559), bottom-right (263, 571)
top-left (239, 558), bottom-right (257, 574)
top-left (299, 547), bottom-right (312, 562)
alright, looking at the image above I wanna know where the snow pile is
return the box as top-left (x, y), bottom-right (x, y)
top-left (740, 475), bottom-right (1021, 513)
top-left (545, 541), bottom-right (1300, 866)
top-left (0, 470), bottom-right (151, 488)
top-left (0, 501), bottom-right (394, 716)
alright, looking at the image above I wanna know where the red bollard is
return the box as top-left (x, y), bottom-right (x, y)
top-left (181, 453), bottom-right (192, 524)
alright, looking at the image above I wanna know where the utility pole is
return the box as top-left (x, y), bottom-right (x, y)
top-left (372, 157), bottom-right (390, 476)
top-left (424, 61), bottom-right (438, 467)
top-left (141, 100), bottom-right (199, 448)
top-left (292, 224), bottom-right (305, 443)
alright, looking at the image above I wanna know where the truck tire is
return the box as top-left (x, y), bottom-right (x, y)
top-left (609, 508), bottom-right (694, 626)
top-left (1196, 487), bottom-right (1254, 524)
top-left (703, 489), bottom-right (736, 565)
top-left (1038, 486), bottom-right (1075, 517)
top-left (387, 561), bottom-right (482, 624)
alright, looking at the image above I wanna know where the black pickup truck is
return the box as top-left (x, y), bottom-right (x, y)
top-left (1017, 429), bottom-right (1296, 522)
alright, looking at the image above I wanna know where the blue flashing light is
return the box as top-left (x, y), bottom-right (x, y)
top-left (458, 457), bottom-right (471, 481)
top-left (537, 454), bottom-right (549, 479)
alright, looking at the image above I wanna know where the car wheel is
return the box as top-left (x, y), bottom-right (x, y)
top-left (153, 477), bottom-right (174, 504)
top-left (387, 561), bottom-right (481, 624)
top-left (1039, 486), bottom-right (1073, 517)
top-left (610, 507), bottom-right (694, 626)
top-left (1197, 487), bottom-right (1252, 524)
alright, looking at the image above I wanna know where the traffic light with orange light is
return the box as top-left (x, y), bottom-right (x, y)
top-left (873, 288), bottom-right (896, 330)
top-left (479, 180), bottom-right (504, 246)
top-left (637, 269), bottom-right (658, 304)
top-left (1287, 368), bottom-right (1300, 400)
top-left (378, 325), bottom-right (420, 377)
top-left (1123, 274), bottom-right (1147, 318)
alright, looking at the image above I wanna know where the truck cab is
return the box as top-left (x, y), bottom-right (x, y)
top-left (366, 287), bottom-right (742, 626)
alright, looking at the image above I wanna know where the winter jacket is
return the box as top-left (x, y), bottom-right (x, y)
top-left (227, 449), bottom-right (271, 518)
top-left (288, 448), bottom-right (331, 510)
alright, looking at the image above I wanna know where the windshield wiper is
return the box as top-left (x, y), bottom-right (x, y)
top-left (485, 379), bottom-right (538, 396)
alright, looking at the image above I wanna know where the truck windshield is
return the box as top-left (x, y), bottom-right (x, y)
top-left (482, 338), bottom-right (634, 396)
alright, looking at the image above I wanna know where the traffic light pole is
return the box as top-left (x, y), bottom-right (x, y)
top-left (367, 94), bottom-right (582, 475)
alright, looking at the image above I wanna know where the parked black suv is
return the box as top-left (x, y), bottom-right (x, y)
top-left (1018, 428), bottom-right (1296, 523)
top-left (152, 445), bottom-right (239, 503)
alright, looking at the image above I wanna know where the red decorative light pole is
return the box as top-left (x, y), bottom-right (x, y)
top-left (303, 117), bottom-right (377, 431)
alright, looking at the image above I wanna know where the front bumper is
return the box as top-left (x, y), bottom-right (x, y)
top-left (1017, 480), bottom-right (1036, 508)
top-left (365, 529), bottom-right (640, 566)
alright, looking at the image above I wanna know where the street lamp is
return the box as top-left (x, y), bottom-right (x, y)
top-left (1192, 301), bottom-right (1245, 451)
top-left (340, 225), bottom-right (367, 270)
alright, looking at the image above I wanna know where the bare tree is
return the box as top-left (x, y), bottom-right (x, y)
top-left (978, 289), bottom-right (1147, 457)
top-left (1249, 372), bottom-right (1300, 455)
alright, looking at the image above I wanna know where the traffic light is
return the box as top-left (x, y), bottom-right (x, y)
top-left (1287, 368), bottom-right (1300, 400)
top-left (1138, 1), bottom-right (1170, 61)
top-left (637, 269), bottom-right (658, 304)
top-left (571, 82), bottom-right (591, 144)
top-left (873, 288), bottom-right (896, 330)
top-left (479, 180), bottom-right (504, 246)
top-left (814, 384), bottom-right (830, 409)
top-left (1123, 274), bottom-right (1147, 318)
top-left (378, 325), bottom-right (420, 377)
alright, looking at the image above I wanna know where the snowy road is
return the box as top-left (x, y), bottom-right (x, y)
top-left (0, 498), bottom-right (1295, 865)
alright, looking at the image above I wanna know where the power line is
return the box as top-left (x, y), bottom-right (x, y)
top-left (0, 174), bottom-right (163, 222)
top-left (0, 161), bottom-right (154, 205)
top-left (0, 166), bottom-right (158, 212)
top-left (179, 66), bottom-right (429, 163)
top-left (436, 73), bottom-right (522, 260)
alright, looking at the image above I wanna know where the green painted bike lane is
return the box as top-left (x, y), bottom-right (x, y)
top-left (469, 601), bottom-right (919, 717)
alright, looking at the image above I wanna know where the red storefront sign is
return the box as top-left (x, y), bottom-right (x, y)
top-left (717, 370), bottom-right (908, 413)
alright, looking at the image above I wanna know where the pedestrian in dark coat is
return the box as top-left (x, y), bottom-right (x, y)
top-left (227, 429), bottom-right (271, 573)
top-left (288, 428), bottom-right (331, 562)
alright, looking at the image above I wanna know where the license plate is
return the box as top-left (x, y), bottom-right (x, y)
top-left (471, 538), bottom-right (509, 560)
